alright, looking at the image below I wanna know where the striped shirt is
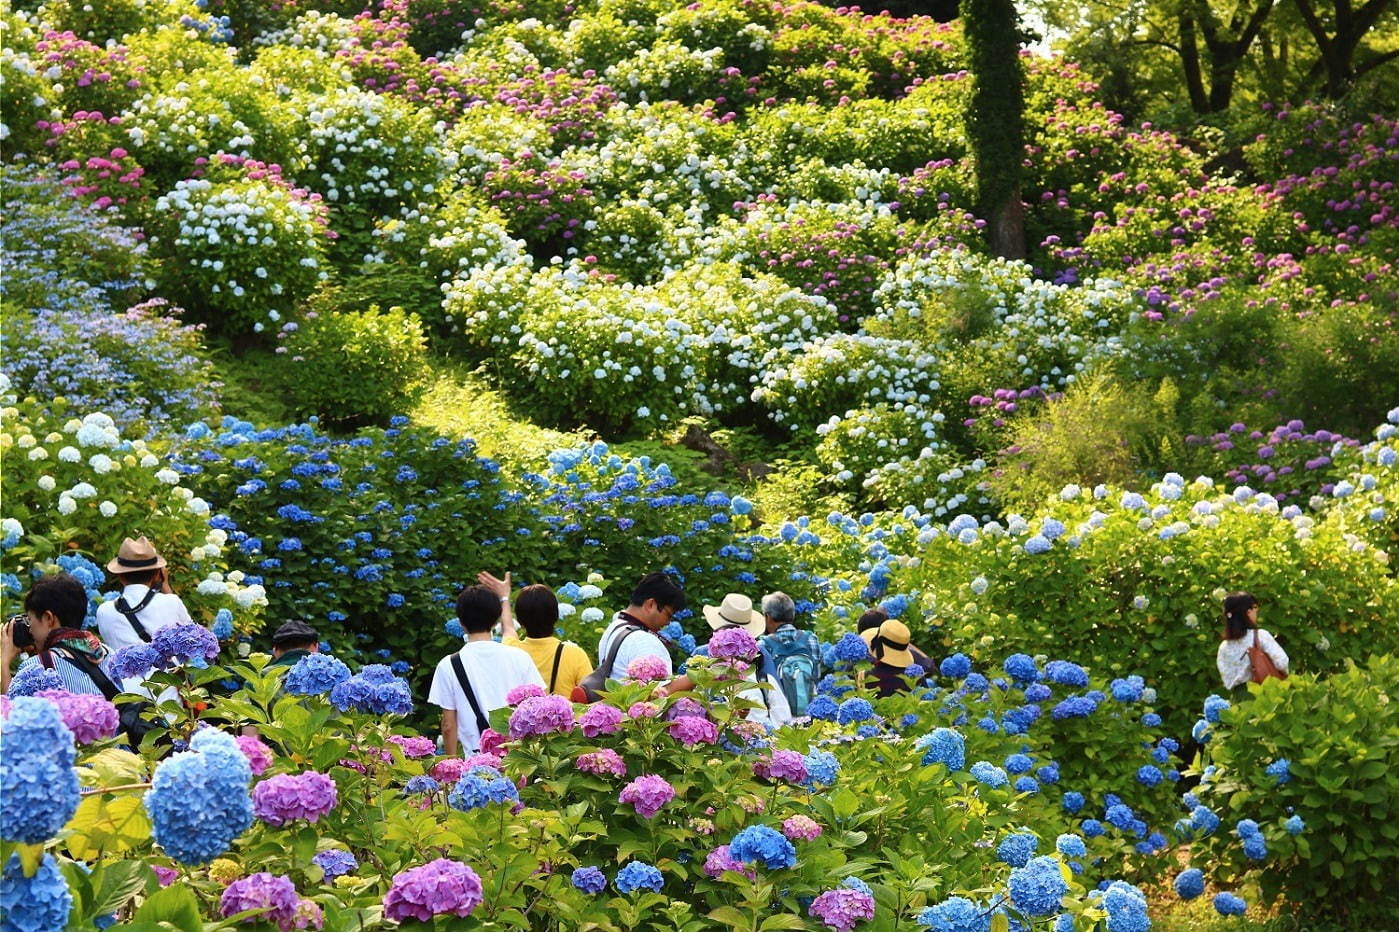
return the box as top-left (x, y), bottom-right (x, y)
top-left (10, 651), bottom-right (110, 696)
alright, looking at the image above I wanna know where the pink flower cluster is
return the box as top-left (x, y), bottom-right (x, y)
top-left (667, 716), bottom-right (718, 747)
top-left (624, 655), bottom-right (669, 682)
top-left (809, 887), bottom-right (877, 931)
top-left (627, 702), bottom-right (660, 719)
top-left (782, 815), bottom-right (824, 841)
top-left (576, 748), bottom-right (627, 778)
top-left (618, 774), bottom-right (675, 818)
top-left (508, 694), bottom-right (575, 739)
top-left (706, 627), bottom-right (760, 661)
top-left (754, 750), bottom-right (809, 784)
top-left (703, 845), bottom-right (757, 880)
top-left (252, 772), bottom-right (339, 826)
top-left (34, 689), bottom-right (119, 744)
top-left (388, 735), bottom-right (436, 759)
top-left (236, 735), bottom-right (275, 776)
top-left (579, 703), bottom-right (623, 737)
top-left (506, 683), bottom-right (546, 705)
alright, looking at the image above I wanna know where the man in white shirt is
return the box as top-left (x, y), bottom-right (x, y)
top-left (95, 537), bottom-right (193, 651)
top-left (596, 572), bottom-right (685, 682)
top-left (428, 584), bottom-right (543, 755)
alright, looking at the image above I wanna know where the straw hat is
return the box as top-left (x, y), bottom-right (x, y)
top-left (876, 619), bottom-right (915, 668)
top-left (106, 536), bottom-right (167, 574)
top-left (702, 593), bottom-right (766, 637)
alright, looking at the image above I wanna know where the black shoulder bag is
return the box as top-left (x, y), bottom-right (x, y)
top-left (52, 649), bottom-right (159, 747)
top-left (577, 625), bottom-right (646, 702)
top-left (115, 587), bottom-right (159, 643)
top-left (548, 643), bottom-right (566, 694)
top-left (449, 654), bottom-right (491, 737)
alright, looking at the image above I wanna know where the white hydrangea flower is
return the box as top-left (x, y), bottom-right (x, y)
top-left (99, 501), bottom-right (118, 518)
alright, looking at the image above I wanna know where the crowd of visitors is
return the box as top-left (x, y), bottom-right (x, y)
top-left (3, 531), bottom-right (1288, 757)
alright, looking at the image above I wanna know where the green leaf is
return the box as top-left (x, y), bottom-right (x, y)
top-left (132, 884), bottom-right (202, 931)
top-left (85, 860), bottom-right (150, 920)
top-left (707, 905), bottom-right (753, 929)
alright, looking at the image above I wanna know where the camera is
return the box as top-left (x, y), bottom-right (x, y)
top-left (7, 614), bottom-right (34, 650)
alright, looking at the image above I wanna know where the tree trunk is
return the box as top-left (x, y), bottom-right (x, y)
top-left (990, 194), bottom-right (1027, 261)
top-left (960, 0), bottom-right (1027, 260)
top-left (1178, 12), bottom-right (1211, 112)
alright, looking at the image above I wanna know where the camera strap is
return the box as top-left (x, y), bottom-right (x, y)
top-left (115, 587), bottom-right (159, 643)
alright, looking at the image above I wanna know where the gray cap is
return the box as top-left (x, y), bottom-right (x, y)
top-left (271, 619), bottom-right (319, 647)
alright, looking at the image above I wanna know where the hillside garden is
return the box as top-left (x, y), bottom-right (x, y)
top-left (0, 0), bottom-right (1397, 928)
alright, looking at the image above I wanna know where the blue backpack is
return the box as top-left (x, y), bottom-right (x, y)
top-left (763, 627), bottom-right (822, 716)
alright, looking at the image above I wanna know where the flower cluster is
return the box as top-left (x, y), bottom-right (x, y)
top-left (252, 771), bottom-right (339, 826)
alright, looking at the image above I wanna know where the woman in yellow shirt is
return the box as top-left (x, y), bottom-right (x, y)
top-left (485, 572), bottom-right (593, 698)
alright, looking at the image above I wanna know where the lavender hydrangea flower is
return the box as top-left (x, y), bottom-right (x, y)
top-left (753, 750), bottom-right (808, 783)
top-left (618, 774), bottom-right (675, 818)
top-left (809, 886), bottom-right (876, 931)
top-left (252, 772), bottom-right (338, 826)
top-left (219, 873), bottom-right (299, 929)
top-left (8, 664), bottom-right (65, 696)
top-left (108, 643), bottom-right (162, 682)
top-left (571, 866), bottom-right (607, 894)
top-left (708, 627), bottom-right (759, 660)
top-left (313, 849), bottom-right (358, 880)
top-left (383, 859), bottom-right (483, 922)
top-left (668, 715), bottom-right (718, 746)
top-left (152, 623), bottom-right (221, 666)
top-left (579, 703), bottom-right (623, 737)
top-left (509, 694), bottom-right (575, 738)
top-left (35, 690), bottom-right (119, 744)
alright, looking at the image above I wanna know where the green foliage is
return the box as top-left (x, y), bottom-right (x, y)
top-left (1190, 655), bottom-right (1399, 923)
top-left (279, 305), bottom-right (430, 428)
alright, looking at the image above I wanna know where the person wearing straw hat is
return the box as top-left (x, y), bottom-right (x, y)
top-left (659, 594), bottom-right (793, 726)
top-left (868, 619), bottom-right (931, 697)
top-left (94, 536), bottom-right (193, 652)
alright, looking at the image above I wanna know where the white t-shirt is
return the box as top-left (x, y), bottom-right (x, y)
top-left (1217, 628), bottom-right (1289, 689)
top-left (95, 585), bottom-right (193, 651)
top-left (740, 673), bottom-right (794, 729)
top-left (428, 640), bottom-right (543, 752)
top-left (597, 614), bottom-right (672, 681)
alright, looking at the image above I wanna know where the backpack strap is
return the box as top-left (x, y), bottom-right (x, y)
top-left (548, 642), bottom-right (566, 694)
top-left (114, 587), bottom-right (159, 643)
top-left (600, 625), bottom-right (645, 678)
top-left (449, 654), bottom-right (490, 737)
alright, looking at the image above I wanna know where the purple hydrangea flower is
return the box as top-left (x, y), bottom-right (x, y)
top-left (383, 859), bottom-right (483, 922)
top-left (809, 886), bottom-right (876, 931)
top-left (219, 873), bottom-right (299, 930)
top-left (579, 703), bottom-right (623, 737)
top-left (753, 750), bottom-right (808, 783)
top-left (252, 772), bottom-right (338, 826)
top-left (708, 627), bottom-right (759, 660)
top-left (152, 624), bottom-right (220, 665)
top-left (618, 774), bottom-right (675, 818)
top-left (35, 690), bottom-right (119, 744)
top-left (508, 694), bottom-right (575, 738)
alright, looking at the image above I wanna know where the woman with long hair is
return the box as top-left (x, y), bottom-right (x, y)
top-left (1216, 592), bottom-right (1289, 698)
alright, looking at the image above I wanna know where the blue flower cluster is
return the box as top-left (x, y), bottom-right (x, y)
top-left (284, 653), bottom-right (352, 696)
top-left (151, 623), bottom-right (221, 666)
top-left (917, 896), bottom-right (983, 931)
top-left (1213, 892), bottom-right (1247, 916)
top-left (969, 762), bottom-right (1008, 789)
top-left (917, 728), bottom-right (965, 771)
top-left (1007, 856), bottom-right (1068, 916)
top-left (313, 849), bottom-right (358, 880)
top-left (329, 665), bottom-right (413, 715)
top-left (404, 776), bottom-right (441, 795)
top-left (1099, 880), bottom-right (1149, 932)
top-left (803, 749), bottom-right (840, 787)
top-left (571, 866), bottom-right (607, 894)
top-left (8, 664), bottom-right (65, 696)
top-left (938, 653), bottom-right (972, 678)
top-left (144, 729), bottom-right (253, 864)
top-left (1264, 758), bottom-right (1290, 785)
top-left (996, 832), bottom-right (1037, 867)
top-left (1, 697), bottom-right (80, 844)
top-left (1173, 868), bottom-right (1205, 899)
top-left (614, 860), bottom-right (664, 894)
top-left (1002, 653), bottom-right (1039, 682)
top-left (836, 697), bottom-right (874, 724)
top-left (448, 767), bottom-right (519, 811)
top-left (0, 852), bottom-right (72, 931)
top-left (728, 825), bottom-right (797, 871)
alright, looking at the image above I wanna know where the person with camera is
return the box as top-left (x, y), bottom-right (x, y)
top-left (94, 536), bottom-right (193, 651)
top-left (3, 572), bottom-right (114, 696)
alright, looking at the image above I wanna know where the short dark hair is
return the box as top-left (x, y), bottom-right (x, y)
top-left (1222, 592), bottom-right (1259, 641)
top-left (857, 607), bottom-right (888, 633)
top-left (456, 584), bottom-right (502, 634)
top-left (629, 572), bottom-right (686, 613)
top-left (117, 568), bottom-right (161, 587)
top-left (25, 573), bottom-right (88, 629)
top-left (516, 585), bottom-right (559, 639)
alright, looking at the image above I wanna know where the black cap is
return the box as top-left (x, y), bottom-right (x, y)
top-left (271, 619), bottom-right (319, 647)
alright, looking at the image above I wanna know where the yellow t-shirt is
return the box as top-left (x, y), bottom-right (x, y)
top-left (502, 636), bottom-right (593, 697)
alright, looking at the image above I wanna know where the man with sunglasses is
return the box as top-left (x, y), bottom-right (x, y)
top-left (595, 572), bottom-right (686, 685)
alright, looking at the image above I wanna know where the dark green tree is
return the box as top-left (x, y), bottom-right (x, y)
top-left (960, 0), bottom-right (1028, 259)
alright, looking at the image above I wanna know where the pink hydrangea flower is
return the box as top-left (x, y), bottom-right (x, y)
top-left (809, 887), bottom-right (876, 931)
top-left (618, 774), bottom-right (675, 818)
top-left (506, 683), bottom-right (545, 705)
top-left (508, 694), bottom-right (575, 738)
top-left (754, 750), bottom-right (809, 784)
top-left (431, 758), bottom-right (469, 784)
top-left (479, 729), bottom-right (507, 755)
top-left (576, 748), bottom-right (627, 777)
top-left (35, 689), bottom-right (119, 744)
top-left (782, 815), bottom-right (823, 841)
top-left (668, 716), bottom-right (718, 746)
top-left (152, 866), bottom-right (178, 887)
top-left (236, 735), bottom-right (275, 776)
top-left (389, 735), bottom-right (436, 759)
top-left (624, 655), bottom-right (669, 682)
top-left (252, 772), bottom-right (339, 826)
top-left (627, 701), bottom-right (660, 719)
top-left (703, 844), bottom-right (756, 879)
top-left (382, 859), bottom-right (483, 922)
top-left (579, 703), bottom-right (623, 737)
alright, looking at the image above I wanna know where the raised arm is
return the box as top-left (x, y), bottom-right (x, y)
top-left (478, 571), bottom-right (515, 639)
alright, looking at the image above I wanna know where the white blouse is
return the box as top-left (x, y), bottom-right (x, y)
top-left (1216, 628), bottom-right (1289, 689)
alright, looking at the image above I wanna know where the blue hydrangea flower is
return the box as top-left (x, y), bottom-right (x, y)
top-left (938, 654), bottom-right (972, 678)
top-left (1284, 815), bottom-right (1305, 835)
top-left (212, 609), bottom-right (234, 640)
top-left (404, 776), bottom-right (440, 795)
top-left (917, 728), bottom-right (965, 771)
top-left (1055, 833), bottom-right (1087, 858)
top-left (1004, 753), bottom-right (1034, 774)
top-left (313, 849), bottom-right (358, 880)
top-left (729, 825), bottom-right (797, 870)
top-left (614, 861), bottom-right (663, 894)
top-left (284, 653), bottom-right (352, 696)
top-left (109, 643), bottom-right (162, 682)
top-left (997, 833), bottom-right (1037, 867)
top-left (8, 664), bottom-right (66, 697)
top-left (1082, 819), bottom-right (1105, 838)
top-left (1242, 833), bottom-right (1268, 860)
top-left (1173, 868), bottom-right (1205, 899)
top-left (1061, 792), bottom-right (1084, 814)
top-left (917, 896), bottom-right (982, 931)
top-left (1191, 806), bottom-right (1220, 836)
top-left (1023, 535), bottom-right (1051, 554)
top-left (1, 697), bottom-right (80, 843)
top-left (1014, 776), bottom-right (1040, 794)
top-left (0, 852), bottom-right (72, 930)
top-left (1052, 696), bottom-right (1097, 719)
top-left (1109, 676), bottom-right (1144, 702)
top-left (1136, 765), bottom-right (1163, 788)
top-left (1101, 880), bottom-right (1149, 932)
top-left (806, 695), bottom-right (839, 721)
top-left (330, 670), bottom-right (413, 715)
top-left (1264, 759), bottom-right (1290, 785)
top-left (572, 866), bottom-right (607, 894)
top-left (1003, 654), bottom-right (1039, 682)
top-left (963, 673), bottom-right (989, 692)
top-left (1212, 892), bottom-right (1246, 916)
top-left (1008, 856), bottom-right (1067, 916)
top-left (1141, 712), bottom-right (1162, 727)
top-left (1202, 694), bottom-right (1230, 723)
top-left (448, 767), bottom-right (519, 811)
top-left (832, 633), bottom-right (871, 663)
top-left (1036, 763), bottom-right (1060, 784)
top-left (1024, 683), bottom-right (1052, 702)
top-left (841, 877), bottom-right (871, 896)
top-left (144, 729), bottom-right (253, 864)
top-left (837, 698), bottom-right (874, 725)
top-left (1235, 818), bottom-right (1260, 838)
top-left (151, 624), bottom-right (220, 666)
top-left (969, 762), bottom-right (1008, 789)
top-left (1044, 660), bottom-right (1089, 687)
top-left (803, 750), bottom-right (839, 787)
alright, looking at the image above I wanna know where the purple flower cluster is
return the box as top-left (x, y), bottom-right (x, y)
top-left (218, 873), bottom-right (300, 930)
top-left (667, 715), bottom-right (718, 747)
top-left (151, 623), bottom-right (221, 666)
top-left (579, 703), bottom-right (623, 737)
top-left (618, 774), bottom-right (675, 818)
top-left (577, 748), bottom-right (627, 777)
top-left (703, 844), bottom-right (756, 879)
top-left (753, 750), bottom-right (809, 784)
top-left (808, 886), bottom-right (876, 931)
top-left (707, 627), bottom-right (759, 660)
top-left (252, 772), bottom-right (338, 826)
top-left (508, 694), bottom-right (575, 738)
top-left (383, 859), bottom-right (483, 922)
top-left (35, 689), bottom-right (119, 744)
top-left (235, 736), bottom-right (274, 776)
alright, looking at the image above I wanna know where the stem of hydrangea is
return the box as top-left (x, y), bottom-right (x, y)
top-left (80, 781), bottom-right (153, 795)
